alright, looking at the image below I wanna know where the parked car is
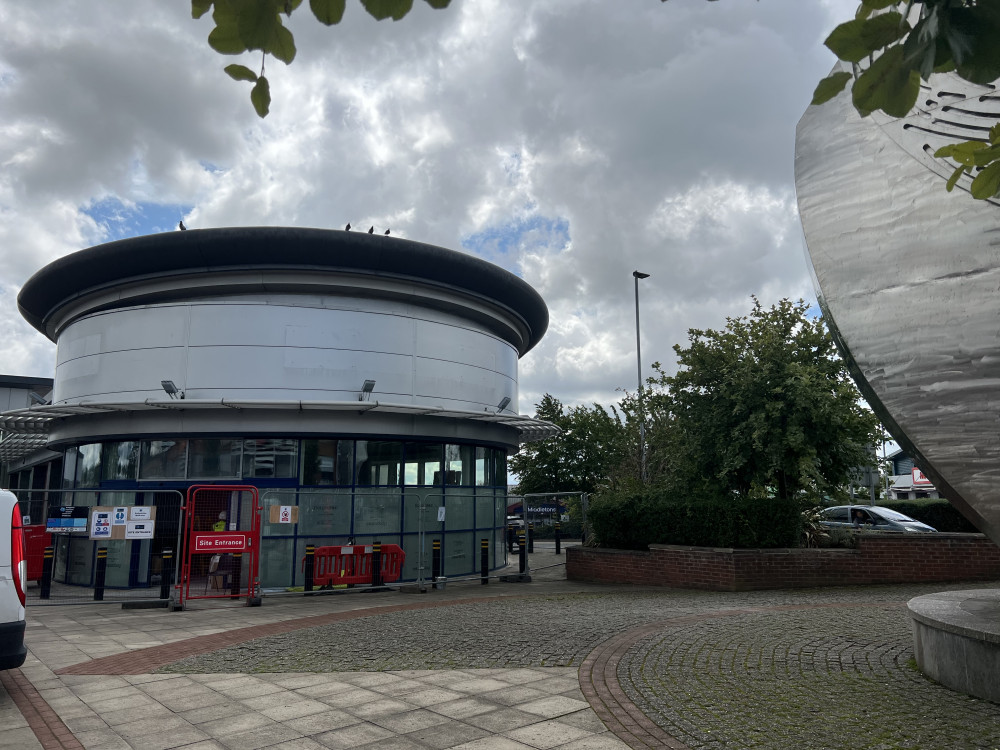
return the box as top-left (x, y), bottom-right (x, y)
top-left (818, 505), bottom-right (937, 533)
top-left (0, 489), bottom-right (27, 670)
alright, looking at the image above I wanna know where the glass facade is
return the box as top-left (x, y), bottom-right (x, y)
top-left (32, 436), bottom-right (510, 590)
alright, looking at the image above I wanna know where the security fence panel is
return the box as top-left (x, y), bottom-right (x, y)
top-left (12, 488), bottom-right (184, 606)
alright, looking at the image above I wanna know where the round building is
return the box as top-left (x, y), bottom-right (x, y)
top-left (4, 227), bottom-right (554, 591)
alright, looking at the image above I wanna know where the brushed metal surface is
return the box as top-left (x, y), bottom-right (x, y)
top-left (795, 69), bottom-right (1000, 543)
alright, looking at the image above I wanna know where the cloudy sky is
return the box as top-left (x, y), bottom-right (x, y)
top-left (0, 0), bottom-right (856, 414)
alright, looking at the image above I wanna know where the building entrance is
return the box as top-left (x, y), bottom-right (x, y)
top-left (177, 485), bottom-right (261, 608)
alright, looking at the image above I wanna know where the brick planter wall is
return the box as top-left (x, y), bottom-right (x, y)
top-left (566, 533), bottom-right (1000, 591)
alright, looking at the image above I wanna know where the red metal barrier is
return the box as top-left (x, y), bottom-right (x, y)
top-left (303, 544), bottom-right (405, 587)
top-left (23, 525), bottom-right (51, 582)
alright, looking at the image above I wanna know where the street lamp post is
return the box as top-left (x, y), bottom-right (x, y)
top-left (633, 270), bottom-right (650, 482)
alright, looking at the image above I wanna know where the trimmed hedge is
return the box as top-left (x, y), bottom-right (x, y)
top-left (587, 491), bottom-right (802, 550)
top-left (879, 498), bottom-right (978, 533)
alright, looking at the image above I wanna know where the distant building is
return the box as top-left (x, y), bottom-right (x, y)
top-left (886, 449), bottom-right (941, 500)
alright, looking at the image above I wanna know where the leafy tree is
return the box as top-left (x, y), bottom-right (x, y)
top-left (811, 0), bottom-right (1000, 199)
top-left (192, 0), bottom-right (451, 117)
top-left (509, 394), bottom-right (627, 496)
top-left (649, 297), bottom-right (880, 504)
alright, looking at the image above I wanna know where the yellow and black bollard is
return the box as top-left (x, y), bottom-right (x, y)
top-left (304, 544), bottom-right (315, 594)
top-left (94, 546), bottom-right (108, 601)
top-left (40, 546), bottom-right (53, 600)
top-left (372, 542), bottom-right (383, 587)
top-left (160, 548), bottom-right (173, 600)
top-left (480, 538), bottom-right (489, 585)
top-left (432, 539), bottom-right (442, 588)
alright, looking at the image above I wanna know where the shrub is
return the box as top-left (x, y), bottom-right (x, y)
top-left (587, 489), bottom-right (802, 550)
top-left (879, 498), bottom-right (978, 533)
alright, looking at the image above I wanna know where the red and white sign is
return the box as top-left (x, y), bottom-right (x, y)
top-left (912, 467), bottom-right (934, 487)
top-left (193, 532), bottom-right (250, 552)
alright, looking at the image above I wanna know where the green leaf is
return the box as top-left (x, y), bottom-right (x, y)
top-left (991, 124), bottom-right (1000, 146)
top-left (208, 20), bottom-right (248, 54)
top-left (934, 140), bottom-right (986, 167)
top-left (811, 71), bottom-right (852, 106)
top-left (970, 162), bottom-right (1000, 200)
top-left (192, 0), bottom-right (213, 19)
top-left (952, 5), bottom-right (1000, 85)
top-left (859, 0), bottom-right (899, 10)
top-left (361, 0), bottom-right (413, 21)
top-left (852, 45), bottom-right (920, 118)
top-left (310, 0), bottom-right (345, 25)
top-left (269, 23), bottom-right (297, 63)
top-left (224, 64), bottom-right (259, 82)
top-left (251, 76), bottom-right (271, 117)
top-left (423, 0), bottom-right (451, 7)
top-left (825, 13), bottom-right (908, 64)
top-left (945, 164), bottom-right (968, 192)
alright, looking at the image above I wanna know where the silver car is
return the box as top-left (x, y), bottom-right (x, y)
top-left (0, 489), bottom-right (26, 670)
top-left (819, 505), bottom-right (937, 533)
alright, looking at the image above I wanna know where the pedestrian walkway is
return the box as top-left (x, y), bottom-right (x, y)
top-left (2, 548), bottom-right (999, 749)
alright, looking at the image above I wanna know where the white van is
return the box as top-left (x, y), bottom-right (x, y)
top-left (0, 489), bottom-right (26, 670)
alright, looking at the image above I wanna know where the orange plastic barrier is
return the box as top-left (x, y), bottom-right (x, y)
top-left (303, 544), bottom-right (405, 587)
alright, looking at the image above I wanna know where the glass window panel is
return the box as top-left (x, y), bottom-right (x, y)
top-left (64, 538), bottom-right (95, 585)
top-left (76, 444), bottom-right (102, 487)
top-left (443, 532), bottom-right (475, 576)
top-left (403, 489), bottom-right (441, 534)
top-left (401, 533), bottom-right (432, 582)
top-left (244, 439), bottom-right (298, 478)
top-left (259, 489), bottom-right (297, 536)
top-left (475, 447), bottom-right (491, 487)
top-left (403, 443), bottom-right (442, 487)
top-left (494, 449), bottom-right (507, 488)
top-left (297, 488), bottom-right (352, 537)
top-left (63, 448), bottom-right (79, 487)
top-left (301, 439), bottom-right (354, 486)
top-left (139, 440), bottom-right (188, 480)
top-left (353, 488), bottom-right (402, 537)
top-left (444, 489), bottom-right (475, 530)
top-left (355, 441), bottom-right (402, 486)
top-left (188, 439), bottom-right (242, 479)
top-left (260, 538), bottom-right (294, 589)
top-left (444, 444), bottom-right (475, 486)
top-left (476, 488), bottom-right (494, 530)
top-left (101, 442), bottom-right (138, 481)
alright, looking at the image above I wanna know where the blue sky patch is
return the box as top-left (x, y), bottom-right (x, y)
top-left (83, 197), bottom-right (192, 242)
top-left (462, 214), bottom-right (570, 273)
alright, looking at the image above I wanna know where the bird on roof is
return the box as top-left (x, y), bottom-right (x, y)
top-left (345, 223), bottom-right (351, 231)
top-left (179, 220), bottom-right (186, 231)
top-left (368, 226), bottom-right (374, 234)
top-left (384, 228), bottom-right (390, 235)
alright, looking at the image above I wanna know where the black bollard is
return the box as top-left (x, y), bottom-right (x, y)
top-left (527, 523), bottom-right (534, 553)
top-left (480, 538), bottom-right (489, 585)
top-left (506, 524), bottom-right (514, 553)
top-left (304, 544), bottom-right (315, 594)
top-left (94, 546), bottom-right (108, 601)
top-left (372, 542), bottom-right (383, 587)
top-left (230, 552), bottom-right (242, 598)
top-left (40, 546), bottom-right (53, 600)
top-left (432, 539), bottom-right (442, 588)
top-left (518, 530), bottom-right (526, 574)
top-left (160, 548), bottom-right (173, 599)
top-left (555, 522), bottom-right (561, 555)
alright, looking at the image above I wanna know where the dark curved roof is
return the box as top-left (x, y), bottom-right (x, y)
top-left (17, 227), bottom-right (548, 354)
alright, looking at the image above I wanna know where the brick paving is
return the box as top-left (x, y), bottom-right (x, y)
top-left (3, 549), bottom-right (1000, 750)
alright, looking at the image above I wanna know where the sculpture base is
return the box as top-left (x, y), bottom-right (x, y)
top-left (909, 590), bottom-right (1000, 703)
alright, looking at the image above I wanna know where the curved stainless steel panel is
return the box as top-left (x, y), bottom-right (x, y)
top-left (54, 296), bottom-right (518, 413)
top-left (795, 70), bottom-right (1000, 543)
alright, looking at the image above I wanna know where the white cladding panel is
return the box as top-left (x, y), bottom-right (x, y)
top-left (54, 298), bottom-right (518, 411)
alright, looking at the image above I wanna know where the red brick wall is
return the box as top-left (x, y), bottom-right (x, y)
top-left (566, 534), bottom-right (1000, 591)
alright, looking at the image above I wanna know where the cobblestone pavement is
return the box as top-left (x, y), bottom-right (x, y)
top-left (158, 582), bottom-right (1000, 748)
